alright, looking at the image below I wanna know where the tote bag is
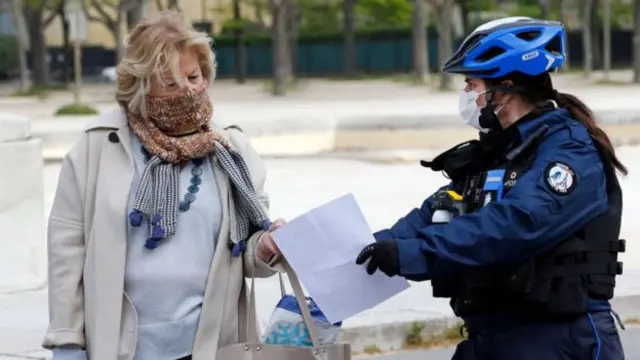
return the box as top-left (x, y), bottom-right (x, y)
top-left (217, 260), bottom-right (351, 360)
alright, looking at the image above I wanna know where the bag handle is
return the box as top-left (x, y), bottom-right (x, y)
top-left (282, 260), bottom-right (322, 347)
top-left (242, 256), bottom-right (323, 348)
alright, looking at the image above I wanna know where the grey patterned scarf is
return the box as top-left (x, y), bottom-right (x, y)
top-left (128, 139), bottom-right (270, 254)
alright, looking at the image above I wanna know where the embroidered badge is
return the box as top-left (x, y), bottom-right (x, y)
top-left (545, 162), bottom-right (577, 195)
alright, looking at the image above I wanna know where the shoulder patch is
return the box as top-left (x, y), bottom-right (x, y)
top-left (544, 162), bottom-right (577, 195)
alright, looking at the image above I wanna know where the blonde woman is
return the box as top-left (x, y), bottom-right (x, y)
top-left (43, 11), bottom-right (283, 360)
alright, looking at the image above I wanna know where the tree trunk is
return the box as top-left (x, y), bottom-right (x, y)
top-left (24, 7), bottom-right (49, 85)
top-left (59, 6), bottom-right (71, 83)
top-left (591, 0), bottom-right (601, 70)
top-left (287, 0), bottom-right (298, 77)
top-left (343, 0), bottom-right (356, 76)
top-left (634, 0), bottom-right (640, 82)
top-left (271, 0), bottom-right (288, 95)
top-left (168, 0), bottom-right (180, 10)
top-left (253, 0), bottom-right (266, 27)
top-left (10, 0), bottom-right (29, 92)
top-left (127, 3), bottom-right (144, 30)
top-left (412, 0), bottom-right (427, 83)
top-left (582, 0), bottom-right (594, 77)
top-left (435, 0), bottom-right (453, 91)
top-left (539, 0), bottom-right (551, 19)
top-left (232, 0), bottom-right (246, 83)
top-left (113, 24), bottom-right (124, 62)
top-left (459, 0), bottom-right (469, 34)
top-left (602, 0), bottom-right (611, 80)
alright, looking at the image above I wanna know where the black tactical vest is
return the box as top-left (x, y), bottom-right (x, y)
top-left (426, 127), bottom-right (625, 317)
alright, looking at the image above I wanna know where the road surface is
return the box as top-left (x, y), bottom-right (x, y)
top-left (370, 326), bottom-right (640, 359)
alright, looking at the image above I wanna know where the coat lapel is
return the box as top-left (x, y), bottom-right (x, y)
top-left (192, 153), bottom-right (234, 357)
top-left (89, 120), bottom-right (136, 359)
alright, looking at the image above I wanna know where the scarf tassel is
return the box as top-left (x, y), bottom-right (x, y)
top-left (231, 241), bottom-right (247, 257)
top-left (129, 210), bottom-right (143, 227)
top-left (129, 209), bottom-right (167, 250)
top-left (227, 219), bottom-right (272, 257)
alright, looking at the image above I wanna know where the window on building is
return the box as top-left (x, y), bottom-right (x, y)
top-left (0, 11), bottom-right (15, 35)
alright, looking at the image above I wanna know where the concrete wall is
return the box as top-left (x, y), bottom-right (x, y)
top-left (0, 113), bottom-right (46, 294)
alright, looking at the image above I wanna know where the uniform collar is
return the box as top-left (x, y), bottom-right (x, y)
top-left (514, 104), bottom-right (571, 140)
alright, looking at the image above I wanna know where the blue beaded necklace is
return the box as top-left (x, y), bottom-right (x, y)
top-left (140, 146), bottom-right (204, 212)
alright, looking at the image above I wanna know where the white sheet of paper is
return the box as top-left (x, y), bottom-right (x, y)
top-left (272, 193), bottom-right (411, 324)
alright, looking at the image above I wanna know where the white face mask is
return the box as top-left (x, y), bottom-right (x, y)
top-left (458, 89), bottom-right (489, 133)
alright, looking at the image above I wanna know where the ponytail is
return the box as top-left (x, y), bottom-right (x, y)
top-left (555, 92), bottom-right (628, 176)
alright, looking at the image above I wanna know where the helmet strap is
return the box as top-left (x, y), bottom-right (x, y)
top-left (479, 90), bottom-right (502, 131)
top-left (478, 83), bottom-right (523, 131)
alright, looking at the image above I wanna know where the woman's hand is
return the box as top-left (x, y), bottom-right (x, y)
top-left (257, 218), bottom-right (286, 264)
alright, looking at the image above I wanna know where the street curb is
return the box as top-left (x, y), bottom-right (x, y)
top-left (339, 294), bottom-right (640, 354)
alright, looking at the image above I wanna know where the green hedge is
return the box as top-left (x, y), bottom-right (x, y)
top-left (212, 26), bottom-right (431, 47)
top-left (0, 35), bottom-right (18, 78)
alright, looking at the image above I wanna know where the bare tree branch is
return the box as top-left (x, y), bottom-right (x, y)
top-left (154, 0), bottom-right (181, 11)
top-left (44, 0), bottom-right (63, 26)
top-left (83, 0), bottom-right (115, 28)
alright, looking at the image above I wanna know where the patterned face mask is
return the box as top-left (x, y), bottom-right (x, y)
top-left (146, 81), bottom-right (212, 136)
top-left (127, 81), bottom-right (218, 164)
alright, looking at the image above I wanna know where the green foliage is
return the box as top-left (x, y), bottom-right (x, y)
top-left (362, 344), bottom-right (383, 355)
top-left (608, 1), bottom-right (633, 29)
top-left (404, 321), bottom-right (426, 346)
top-left (212, 26), bottom-right (423, 47)
top-left (297, 0), bottom-right (342, 36)
top-left (24, 0), bottom-right (64, 11)
top-left (461, 0), bottom-right (500, 12)
top-left (222, 19), bottom-right (251, 31)
top-left (441, 322), bottom-right (467, 341)
top-left (403, 321), bottom-right (467, 349)
top-left (55, 103), bottom-right (99, 116)
top-left (0, 36), bottom-right (18, 78)
top-left (504, 4), bottom-right (542, 18)
top-left (354, 0), bottom-right (412, 30)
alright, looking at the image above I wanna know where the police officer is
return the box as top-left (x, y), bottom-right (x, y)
top-left (355, 17), bottom-right (627, 359)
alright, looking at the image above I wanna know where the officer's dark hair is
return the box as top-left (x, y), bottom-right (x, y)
top-left (486, 72), bottom-right (628, 176)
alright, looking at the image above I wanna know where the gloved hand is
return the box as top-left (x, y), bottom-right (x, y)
top-left (355, 240), bottom-right (400, 277)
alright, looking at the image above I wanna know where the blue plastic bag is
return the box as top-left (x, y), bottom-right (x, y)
top-left (263, 295), bottom-right (342, 347)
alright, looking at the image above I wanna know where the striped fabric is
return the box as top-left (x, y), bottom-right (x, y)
top-left (131, 140), bottom-right (270, 251)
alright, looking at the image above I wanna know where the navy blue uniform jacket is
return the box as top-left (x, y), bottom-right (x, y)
top-left (374, 108), bottom-right (610, 279)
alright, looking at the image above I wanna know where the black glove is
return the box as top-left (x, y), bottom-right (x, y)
top-left (355, 240), bottom-right (400, 277)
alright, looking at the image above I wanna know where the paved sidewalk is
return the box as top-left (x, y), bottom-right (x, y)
top-left (1, 74), bottom-right (640, 156)
top-left (2, 148), bottom-right (640, 358)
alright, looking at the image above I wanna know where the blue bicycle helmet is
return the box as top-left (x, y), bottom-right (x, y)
top-left (442, 17), bottom-right (566, 78)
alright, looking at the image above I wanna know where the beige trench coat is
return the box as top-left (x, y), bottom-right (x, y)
top-left (42, 108), bottom-right (277, 360)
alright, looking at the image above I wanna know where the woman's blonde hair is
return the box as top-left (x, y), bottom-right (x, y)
top-left (116, 10), bottom-right (216, 117)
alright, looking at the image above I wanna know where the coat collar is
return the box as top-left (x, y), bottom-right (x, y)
top-left (84, 108), bottom-right (128, 132)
